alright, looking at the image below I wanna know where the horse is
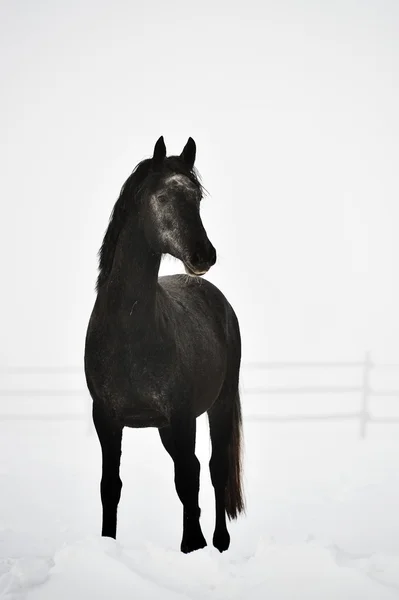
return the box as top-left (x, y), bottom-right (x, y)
top-left (84, 137), bottom-right (244, 554)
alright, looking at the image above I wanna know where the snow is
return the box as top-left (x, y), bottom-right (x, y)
top-left (3, 538), bottom-right (399, 600)
top-left (1, 404), bottom-right (399, 599)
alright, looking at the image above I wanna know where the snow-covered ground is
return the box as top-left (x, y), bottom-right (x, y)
top-left (1, 398), bottom-right (399, 599)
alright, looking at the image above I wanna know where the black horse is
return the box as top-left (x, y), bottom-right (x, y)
top-left (84, 137), bottom-right (244, 554)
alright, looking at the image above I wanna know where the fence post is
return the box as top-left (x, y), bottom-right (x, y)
top-left (360, 351), bottom-right (372, 439)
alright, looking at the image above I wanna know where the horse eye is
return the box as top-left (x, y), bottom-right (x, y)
top-left (157, 194), bottom-right (168, 203)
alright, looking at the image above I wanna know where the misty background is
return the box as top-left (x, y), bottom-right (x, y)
top-left (1, 0), bottom-right (398, 370)
top-left (1, 2), bottom-right (399, 597)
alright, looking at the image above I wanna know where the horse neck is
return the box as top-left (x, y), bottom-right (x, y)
top-left (102, 214), bottom-right (161, 315)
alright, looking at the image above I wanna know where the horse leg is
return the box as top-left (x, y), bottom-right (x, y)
top-left (208, 404), bottom-right (231, 552)
top-left (159, 417), bottom-right (207, 553)
top-left (92, 402), bottom-right (123, 539)
top-left (208, 386), bottom-right (245, 552)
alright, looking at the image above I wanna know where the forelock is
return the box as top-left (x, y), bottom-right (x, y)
top-left (164, 174), bottom-right (198, 191)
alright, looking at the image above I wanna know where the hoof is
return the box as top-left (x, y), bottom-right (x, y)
top-left (181, 530), bottom-right (207, 554)
top-left (213, 528), bottom-right (230, 553)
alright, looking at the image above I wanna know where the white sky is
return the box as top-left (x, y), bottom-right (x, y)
top-left (1, 0), bottom-right (399, 366)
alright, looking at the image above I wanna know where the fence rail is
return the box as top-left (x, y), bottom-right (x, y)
top-left (244, 352), bottom-right (399, 438)
top-left (1, 351), bottom-right (399, 438)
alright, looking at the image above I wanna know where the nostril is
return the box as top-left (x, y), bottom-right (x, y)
top-left (191, 250), bottom-right (202, 265)
top-left (191, 241), bottom-right (207, 266)
top-left (190, 247), bottom-right (216, 269)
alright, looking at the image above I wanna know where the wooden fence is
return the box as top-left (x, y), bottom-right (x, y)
top-left (243, 352), bottom-right (399, 438)
top-left (1, 352), bottom-right (399, 438)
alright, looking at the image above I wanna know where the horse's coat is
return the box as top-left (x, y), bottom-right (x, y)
top-left (84, 137), bottom-right (245, 553)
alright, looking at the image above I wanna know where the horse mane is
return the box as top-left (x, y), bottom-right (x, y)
top-left (96, 156), bottom-right (204, 291)
top-left (96, 158), bottom-right (151, 290)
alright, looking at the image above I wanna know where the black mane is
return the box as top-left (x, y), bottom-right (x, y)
top-left (96, 156), bottom-right (203, 290)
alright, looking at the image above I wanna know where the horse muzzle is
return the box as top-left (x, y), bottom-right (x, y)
top-left (184, 243), bottom-right (217, 276)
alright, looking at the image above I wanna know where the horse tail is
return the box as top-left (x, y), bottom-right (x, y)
top-left (225, 389), bottom-right (245, 520)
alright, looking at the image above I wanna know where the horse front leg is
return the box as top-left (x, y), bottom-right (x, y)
top-left (159, 416), bottom-right (207, 553)
top-left (93, 403), bottom-right (123, 539)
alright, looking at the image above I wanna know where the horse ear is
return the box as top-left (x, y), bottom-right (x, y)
top-left (180, 137), bottom-right (196, 169)
top-left (152, 136), bottom-right (166, 167)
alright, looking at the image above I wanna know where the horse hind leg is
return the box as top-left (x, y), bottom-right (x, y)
top-left (208, 385), bottom-right (245, 552)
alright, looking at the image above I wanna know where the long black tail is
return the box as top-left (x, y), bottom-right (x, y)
top-left (225, 390), bottom-right (245, 520)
